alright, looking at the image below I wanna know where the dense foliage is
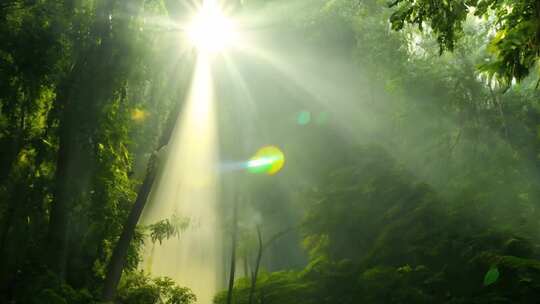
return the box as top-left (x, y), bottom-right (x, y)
top-left (389, 0), bottom-right (540, 83)
top-left (216, 0), bottom-right (540, 303)
top-left (3, 0), bottom-right (540, 303)
top-left (0, 0), bottom-right (194, 302)
top-left (218, 148), bottom-right (540, 303)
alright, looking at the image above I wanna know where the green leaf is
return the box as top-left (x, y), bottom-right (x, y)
top-left (483, 266), bottom-right (500, 286)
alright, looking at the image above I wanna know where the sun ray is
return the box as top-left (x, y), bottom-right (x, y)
top-left (140, 53), bottom-right (221, 304)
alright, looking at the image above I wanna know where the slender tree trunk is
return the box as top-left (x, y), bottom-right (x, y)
top-left (247, 226), bottom-right (295, 304)
top-left (0, 205), bottom-right (15, 258)
top-left (0, 136), bottom-right (22, 184)
top-left (0, 106), bottom-right (27, 256)
top-left (536, 2), bottom-right (540, 45)
top-left (102, 162), bottom-right (157, 301)
top-left (101, 133), bottom-right (171, 302)
top-left (243, 254), bottom-right (249, 279)
top-left (46, 0), bottom-right (120, 279)
top-left (100, 0), bottom-right (208, 298)
top-left (46, 96), bottom-right (74, 278)
top-left (248, 226), bottom-right (263, 304)
top-left (101, 72), bottom-right (188, 300)
top-left (46, 62), bottom-right (94, 277)
top-left (488, 84), bottom-right (509, 140)
top-left (226, 197), bottom-right (239, 304)
top-left (0, 181), bottom-right (26, 293)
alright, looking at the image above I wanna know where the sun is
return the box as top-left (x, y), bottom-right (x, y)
top-left (186, 2), bottom-right (239, 54)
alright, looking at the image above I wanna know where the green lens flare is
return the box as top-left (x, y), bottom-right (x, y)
top-left (246, 146), bottom-right (285, 175)
top-left (297, 111), bottom-right (311, 125)
top-left (316, 111), bottom-right (328, 125)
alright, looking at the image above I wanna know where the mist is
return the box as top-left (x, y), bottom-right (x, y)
top-left (2, 0), bottom-right (540, 303)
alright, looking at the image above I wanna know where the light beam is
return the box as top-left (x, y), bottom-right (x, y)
top-left (140, 54), bottom-right (220, 304)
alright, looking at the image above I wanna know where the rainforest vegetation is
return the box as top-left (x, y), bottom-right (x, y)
top-left (2, 0), bottom-right (540, 303)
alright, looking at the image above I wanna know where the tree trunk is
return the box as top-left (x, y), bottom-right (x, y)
top-left (46, 0), bottom-right (117, 278)
top-left (0, 205), bottom-right (15, 258)
top-left (247, 226), bottom-right (295, 304)
top-left (488, 84), bottom-right (508, 140)
top-left (248, 226), bottom-right (263, 304)
top-left (100, 0), bottom-right (208, 298)
top-left (102, 162), bottom-right (157, 301)
top-left (226, 197), bottom-right (239, 304)
top-left (101, 66), bottom-right (189, 300)
top-left (101, 124), bottom-right (176, 301)
top-left (243, 254), bottom-right (249, 279)
top-left (0, 103), bottom-right (28, 256)
top-left (46, 96), bottom-right (76, 278)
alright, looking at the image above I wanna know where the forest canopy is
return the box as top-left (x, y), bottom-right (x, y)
top-left (1, 0), bottom-right (540, 303)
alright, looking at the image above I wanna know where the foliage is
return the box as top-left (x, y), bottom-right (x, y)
top-left (147, 214), bottom-right (190, 245)
top-left (214, 271), bottom-right (316, 304)
top-left (218, 147), bottom-right (540, 303)
top-left (5, 0), bottom-right (540, 303)
top-left (116, 271), bottom-right (197, 304)
top-left (484, 266), bottom-right (500, 286)
top-left (389, 0), bottom-right (540, 83)
top-left (214, 1), bottom-right (540, 303)
top-left (0, 0), bottom-right (191, 302)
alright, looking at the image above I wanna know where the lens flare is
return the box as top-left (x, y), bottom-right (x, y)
top-left (186, 1), bottom-right (238, 53)
top-left (297, 110), bottom-right (311, 125)
top-left (246, 146), bottom-right (285, 175)
top-left (131, 108), bottom-right (149, 123)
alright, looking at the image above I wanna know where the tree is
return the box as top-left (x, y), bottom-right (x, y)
top-left (248, 226), bottom-right (295, 304)
top-left (226, 193), bottom-right (239, 304)
top-left (0, 0), bottom-right (193, 301)
top-left (101, 75), bottom-right (192, 301)
top-left (389, 0), bottom-right (540, 84)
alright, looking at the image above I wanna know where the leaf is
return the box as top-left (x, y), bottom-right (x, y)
top-left (483, 266), bottom-right (500, 286)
